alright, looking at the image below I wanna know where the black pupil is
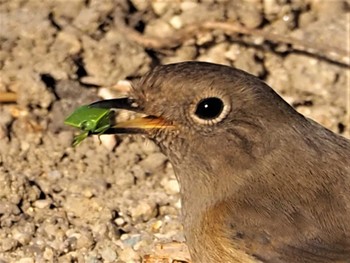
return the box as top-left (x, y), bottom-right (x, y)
top-left (195, 97), bottom-right (224, 120)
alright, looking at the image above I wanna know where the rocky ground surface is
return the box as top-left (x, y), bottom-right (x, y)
top-left (0, 0), bottom-right (349, 262)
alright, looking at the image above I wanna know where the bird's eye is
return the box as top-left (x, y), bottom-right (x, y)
top-left (191, 96), bottom-right (230, 125)
top-left (195, 97), bottom-right (223, 119)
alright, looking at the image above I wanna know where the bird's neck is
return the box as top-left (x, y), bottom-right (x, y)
top-left (172, 160), bottom-right (243, 228)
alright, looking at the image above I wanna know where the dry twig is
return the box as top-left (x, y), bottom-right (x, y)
top-left (119, 21), bottom-right (349, 66)
top-left (0, 92), bottom-right (17, 103)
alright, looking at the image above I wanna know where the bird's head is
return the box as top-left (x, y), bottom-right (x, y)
top-left (91, 62), bottom-right (300, 166)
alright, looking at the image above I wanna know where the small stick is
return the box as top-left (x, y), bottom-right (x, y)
top-left (119, 21), bottom-right (349, 66)
top-left (0, 92), bottom-right (17, 103)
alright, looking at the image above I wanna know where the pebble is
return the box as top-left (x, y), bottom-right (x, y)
top-left (114, 170), bottom-right (135, 189)
top-left (130, 0), bottom-right (149, 11)
top-left (151, 220), bottom-right (163, 232)
top-left (224, 44), bottom-right (241, 61)
top-left (43, 247), bottom-right (54, 261)
top-left (139, 153), bottom-right (167, 173)
top-left (54, 31), bottom-right (81, 55)
top-left (18, 258), bottom-right (34, 263)
top-left (47, 170), bottom-right (62, 181)
top-left (91, 223), bottom-right (108, 239)
top-left (196, 32), bottom-right (214, 46)
top-left (145, 19), bottom-right (174, 38)
top-left (0, 202), bottom-right (20, 215)
top-left (233, 48), bottom-right (264, 77)
top-left (111, 80), bottom-right (133, 93)
top-left (101, 247), bottom-right (117, 262)
top-left (118, 247), bottom-right (140, 262)
top-left (198, 43), bottom-right (230, 65)
top-left (68, 230), bottom-right (94, 250)
top-left (180, 1), bottom-right (198, 11)
top-left (175, 199), bottom-right (182, 209)
top-left (235, 2), bottom-right (263, 28)
top-left (0, 238), bottom-right (18, 252)
top-left (95, 134), bottom-right (117, 152)
top-left (97, 87), bottom-right (115, 100)
top-left (12, 229), bottom-right (31, 245)
top-left (130, 201), bottom-right (157, 222)
top-left (33, 199), bottom-right (52, 209)
top-left (162, 178), bottom-right (180, 195)
top-left (1, 1), bottom-right (348, 263)
top-left (169, 15), bottom-right (183, 29)
top-left (57, 131), bottom-right (75, 148)
top-left (151, 1), bottom-right (169, 16)
top-left (263, 0), bottom-right (281, 19)
top-left (121, 234), bottom-right (141, 247)
top-left (115, 217), bottom-right (125, 226)
top-left (131, 165), bottom-right (146, 181)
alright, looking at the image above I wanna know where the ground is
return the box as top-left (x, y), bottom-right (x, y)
top-left (0, 0), bottom-right (349, 262)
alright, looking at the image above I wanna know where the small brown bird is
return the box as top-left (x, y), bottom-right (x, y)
top-left (91, 62), bottom-right (350, 263)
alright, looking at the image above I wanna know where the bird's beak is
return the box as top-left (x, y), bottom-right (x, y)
top-left (89, 98), bottom-right (173, 134)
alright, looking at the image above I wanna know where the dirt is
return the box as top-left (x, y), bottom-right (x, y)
top-left (0, 0), bottom-right (349, 262)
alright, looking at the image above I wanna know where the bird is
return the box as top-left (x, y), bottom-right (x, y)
top-left (90, 61), bottom-right (350, 263)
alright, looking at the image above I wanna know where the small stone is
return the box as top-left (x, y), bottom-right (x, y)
top-left (151, 220), bottom-right (163, 232)
top-left (162, 178), bottom-right (180, 195)
top-left (180, 1), bottom-right (198, 11)
top-left (91, 223), bottom-right (108, 239)
top-left (75, 231), bottom-right (94, 250)
top-left (98, 87), bottom-right (116, 100)
top-left (151, 1), bottom-right (169, 16)
top-left (57, 130), bottom-right (74, 148)
top-left (82, 188), bottom-right (94, 198)
top-left (43, 247), bottom-right (54, 261)
top-left (263, 0), bottom-right (281, 19)
top-left (175, 199), bottom-right (182, 209)
top-left (130, 201), bottom-right (157, 222)
top-left (224, 44), bottom-right (241, 61)
top-left (236, 2), bottom-right (263, 28)
top-left (121, 234), bottom-right (142, 247)
top-left (131, 165), bottom-right (146, 181)
top-left (169, 16), bottom-right (183, 29)
top-left (33, 199), bottom-right (51, 209)
top-left (101, 247), bottom-right (117, 262)
top-left (12, 229), bottom-right (31, 245)
top-left (18, 258), bottom-right (34, 263)
top-left (111, 80), bottom-right (133, 93)
top-left (198, 43), bottom-right (230, 65)
top-left (47, 170), bottom-right (62, 181)
top-left (0, 238), bottom-right (18, 252)
top-left (130, 0), bottom-right (149, 10)
top-left (115, 217), bottom-right (125, 226)
top-left (139, 152), bottom-right (167, 173)
top-left (145, 19), bottom-right (174, 38)
top-left (196, 32), bottom-right (214, 46)
top-left (0, 202), bottom-right (20, 215)
top-left (94, 134), bottom-right (117, 152)
top-left (54, 31), bottom-right (81, 55)
top-left (114, 170), bottom-right (135, 189)
top-left (118, 247), bottom-right (140, 262)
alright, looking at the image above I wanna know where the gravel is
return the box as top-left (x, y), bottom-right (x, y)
top-left (0, 0), bottom-right (348, 262)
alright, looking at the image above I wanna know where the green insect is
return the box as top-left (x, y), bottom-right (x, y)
top-left (64, 105), bottom-right (113, 146)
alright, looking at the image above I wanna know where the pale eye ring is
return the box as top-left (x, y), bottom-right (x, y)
top-left (190, 95), bottom-right (231, 125)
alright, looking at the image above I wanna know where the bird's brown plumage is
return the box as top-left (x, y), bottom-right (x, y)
top-left (94, 62), bottom-right (350, 262)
